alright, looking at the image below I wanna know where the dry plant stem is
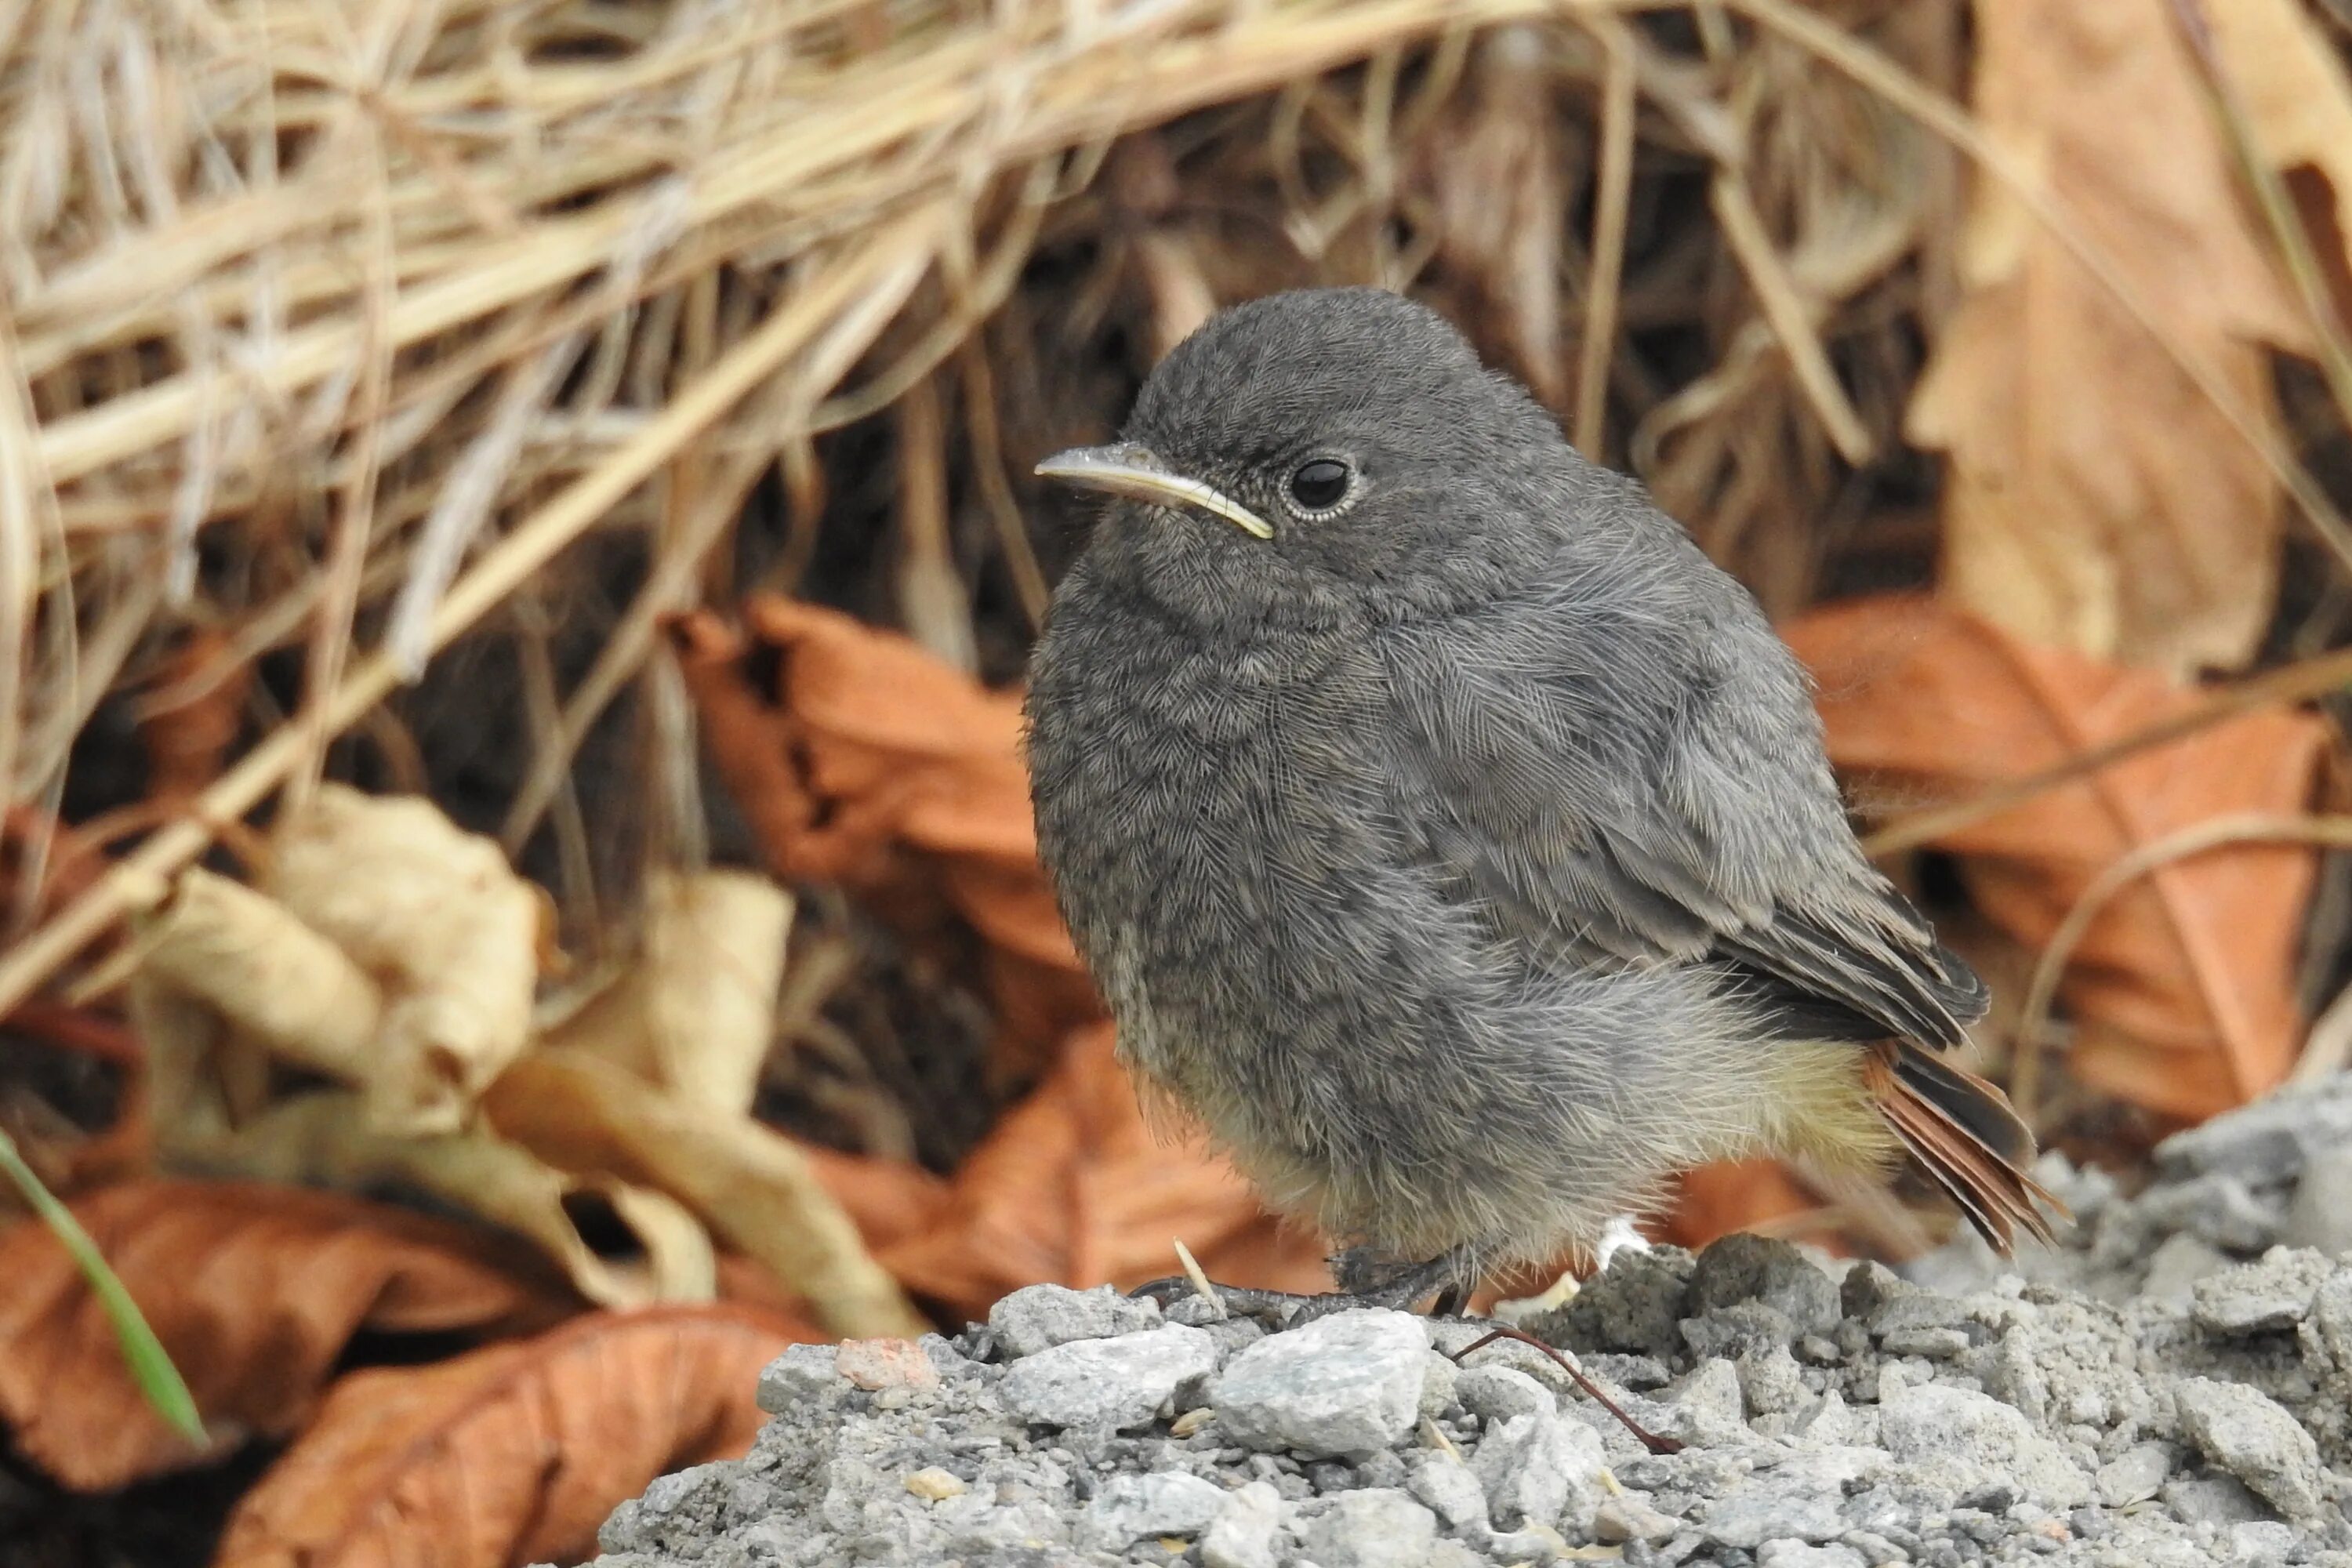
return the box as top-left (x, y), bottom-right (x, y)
top-left (1863, 641), bottom-right (2352, 858)
top-left (0, 208), bottom-right (948, 1021)
top-left (1574, 13), bottom-right (1637, 459)
top-left (956, 342), bottom-right (1051, 630)
top-left (1729, 0), bottom-right (2352, 578)
top-left (285, 136), bottom-right (395, 824)
top-left (1708, 171), bottom-right (1872, 464)
top-left (2012, 813), bottom-right (2352, 1123)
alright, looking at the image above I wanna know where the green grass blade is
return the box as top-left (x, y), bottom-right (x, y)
top-left (0, 1130), bottom-right (205, 1445)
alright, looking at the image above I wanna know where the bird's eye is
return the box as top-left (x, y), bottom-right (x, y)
top-left (1286, 458), bottom-right (1354, 515)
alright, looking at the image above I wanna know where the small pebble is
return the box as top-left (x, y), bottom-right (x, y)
top-left (902, 1468), bottom-right (966, 1501)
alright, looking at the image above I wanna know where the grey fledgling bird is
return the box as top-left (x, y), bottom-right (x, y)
top-left (1024, 288), bottom-right (2055, 1316)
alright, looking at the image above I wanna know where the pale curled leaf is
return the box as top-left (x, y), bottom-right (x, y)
top-left (2204, 0), bottom-right (2352, 281)
top-left (132, 866), bottom-right (383, 1086)
top-left (173, 1091), bottom-right (717, 1308)
top-left (485, 1053), bottom-right (926, 1339)
top-left (1906, 0), bottom-right (2307, 675)
top-left (544, 868), bottom-right (793, 1117)
top-left (0, 1180), bottom-right (556, 1492)
top-left (267, 785), bottom-right (545, 1133)
top-left (214, 1305), bottom-right (816, 1568)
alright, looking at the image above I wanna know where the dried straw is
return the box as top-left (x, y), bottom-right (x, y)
top-left (2, 0), bottom-right (2255, 1021)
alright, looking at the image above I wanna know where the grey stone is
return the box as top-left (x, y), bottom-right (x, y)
top-left (1838, 1529), bottom-right (1908, 1566)
top-left (1670, 1356), bottom-right (1748, 1445)
top-left (2227, 1519), bottom-right (2298, 1564)
top-left (2136, 1172), bottom-right (2285, 1252)
top-left (1300, 1488), bottom-right (1438, 1568)
top-left (1738, 1344), bottom-right (1810, 1416)
top-left (1417, 1350), bottom-right (1457, 1421)
top-left (1000, 1323), bottom-right (1218, 1429)
top-left (1454, 1365), bottom-right (1554, 1425)
top-left (753, 1343), bottom-right (838, 1413)
top-left (1080, 1471), bottom-right (1227, 1547)
top-left (1691, 1234), bottom-right (1841, 1336)
top-left (1200, 1479), bottom-right (1281, 1568)
top-left (2154, 1079), bottom-right (2352, 1185)
top-left (2096, 1441), bottom-right (2175, 1506)
top-left (1876, 1325), bottom-right (1971, 1360)
top-left (1981, 1326), bottom-right (2050, 1423)
top-left (1757, 1544), bottom-right (1867, 1568)
top-left (2281, 1146), bottom-right (2352, 1258)
top-left (1841, 1261), bottom-right (1917, 1322)
top-left (1878, 1380), bottom-right (2089, 1508)
top-left (1471, 1411), bottom-right (1607, 1532)
top-left (1593, 1492), bottom-right (1680, 1544)
top-left (1699, 1486), bottom-right (1847, 1548)
top-left (2190, 1247), bottom-right (2332, 1337)
top-left (2172, 1376), bottom-right (2329, 1522)
top-left (2141, 1232), bottom-right (2232, 1308)
top-left (1684, 1301), bottom-right (1801, 1359)
top-left (2160, 1472), bottom-right (2278, 1526)
top-left (1404, 1450), bottom-right (1489, 1531)
top-left (1214, 1309), bottom-right (1430, 1458)
top-left (1543, 1245), bottom-right (1697, 1357)
top-left (1865, 1291), bottom-right (1975, 1343)
top-left (988, 1283), bottom-right (1163, 1358)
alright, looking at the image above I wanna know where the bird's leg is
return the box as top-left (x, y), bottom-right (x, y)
top-left (1449, 1324), bottom-right (1685, 1457)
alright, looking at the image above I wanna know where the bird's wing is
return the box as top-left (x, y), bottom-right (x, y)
top-left (1374, 566), bottom-right (1985, 1049)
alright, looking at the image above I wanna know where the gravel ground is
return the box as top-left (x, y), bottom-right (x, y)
top-left (581, 1078), bottom-right (2352, 1567)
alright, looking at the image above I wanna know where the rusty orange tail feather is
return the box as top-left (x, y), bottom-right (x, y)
top-left (1863, 1041), bottom-right (2065, 1252)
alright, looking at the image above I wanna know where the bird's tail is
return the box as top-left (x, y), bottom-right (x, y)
top-left (1862, 1040), bottom-right (2063, 1251)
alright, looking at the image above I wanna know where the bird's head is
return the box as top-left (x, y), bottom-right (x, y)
top-left (1038, 288), bottom-right (1603, 632)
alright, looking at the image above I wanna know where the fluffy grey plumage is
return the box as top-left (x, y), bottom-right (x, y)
top-left (1024, 288), bottom-right (2048, 1298)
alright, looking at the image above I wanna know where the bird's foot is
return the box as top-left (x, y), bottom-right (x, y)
top-left (1127, 1245), bottom-right (1479, 1329)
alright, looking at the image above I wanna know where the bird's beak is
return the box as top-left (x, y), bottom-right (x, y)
top-left (1033, 443), bottom-right (1275, 539)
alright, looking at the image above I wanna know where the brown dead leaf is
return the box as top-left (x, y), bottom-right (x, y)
top-left (0, 1179), bottom-right (565, 1492)
top-left (673, 598), bottom-right (1099, 1074)
top-left (214, 1303), bottom-right (815, 1568)
top-left (1785, 595), bottom-right (2327, 1120)
top-left (1907, 0), bottom-right (2308, 676)
top-left (874, 1025), bottom-right (1329, 1320)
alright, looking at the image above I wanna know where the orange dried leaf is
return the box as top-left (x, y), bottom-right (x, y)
top-left (214, 1304), bottom-right (817, 1568)
top-left (0, 1180), bottom-right (564, 1491)
top-left (1785, 596), bottom-right (2328, 1120)
top-left (877, 1025), bottom-right (1329, 1319)
top-left (674, 598), bottom-right (1097, 1076)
